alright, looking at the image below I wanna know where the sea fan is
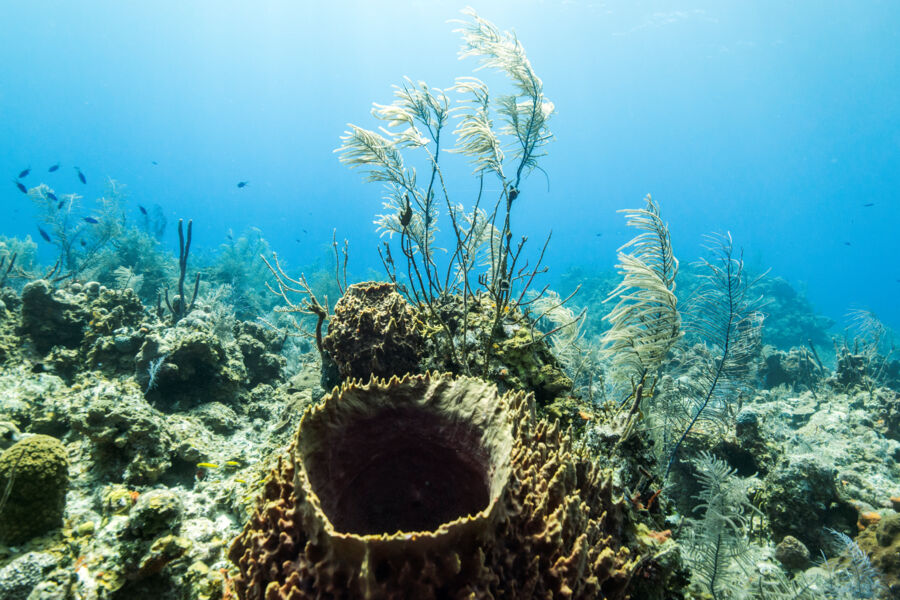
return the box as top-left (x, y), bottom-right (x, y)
top-left (453, 6), bottom-right (554, 182)
top-left (600, 195), bottom-right (680, 387)
top-left (452, 77), bottom-right (505, 176)
top-left (664, 232), bottom-right (765, 478)
top-left (684, 451), bottom-right (758, 600)
top-left (821, 529), bottom-right (884, 599)
top-left (112, 265), bottom-right (143, 295)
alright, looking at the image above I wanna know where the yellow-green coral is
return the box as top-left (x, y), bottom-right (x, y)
top-left (0, 434), bottom-right (69, 544)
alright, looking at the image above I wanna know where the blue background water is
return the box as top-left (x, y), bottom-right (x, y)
top-left (2, 1), bottom-right (898, 331)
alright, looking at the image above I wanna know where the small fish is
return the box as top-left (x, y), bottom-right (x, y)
top-left (863, 202), bottom-right (875, 207)
top-left (83, 216), bottom-right (99, 224)
top-left (138, 205), bottom-right (147, 215)
top-left (48, 163), bottom-right (60, 172)
top-left (151, 160), bottom-right (158, 165)
top-left (47, 191), bottom-right (58, 202)
top-left (399, 205), bottom-right (413, 228)
top-left (224, 461), bottom-right (241, 467)
top-left (237, 181), bottom-right (249, 188)
top-left (75, 167), bottom-right (86, 184)
top-left (18, 167), bottom-right (30, 178)
top-left (196, 462), bottom-right (219, 469)
top-left (302, 229), bottom-right (307, 234)
top-left (595, 233), bottom-right (602, 237)
top-left (80, 240), bottom-right (86, 247)
top-left (14, 180), bottom-right (27, 194)
top-left (57, 200), bottom-right (64, 209)
top-left (844, 241), bottom-right (851, 246)
top-left (38, 227), bottom-right (52, 242)
top-left (235, 478), bottom-right (247, 484)
top-left (295, 238), bottom-right (301, 243)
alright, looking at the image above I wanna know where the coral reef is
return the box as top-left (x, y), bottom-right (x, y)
top-left (18, 280), bottom-right (146, 378)
top-left (322, 281), bottom-right (424, 383)
top-left (137, 328), bottom-right (245, 410)
top-left (0, 434), bottom-right (69, 544)
top-left (230, 373), bottom-right (641, 599)
top-left (0, 290), bottom-right (19, 364)
top-left (761, 345), bottom-right (824, 391)
top-left (0, 552), bottom-right (62, 600)
top-left (856, 511), bottom-right (900, 592)
top-left (234, 321), bottom-right (285, 388)
top-left (421, 293), bottom-right (575, 410)
top-left (761, 455), bottom-right (859, 554)
top-left (19, 279), bottom-right (91, 352)
top-left (756, 276), bottom-right (835, 349)
top-left (774, 535), bottom-right (811, 570)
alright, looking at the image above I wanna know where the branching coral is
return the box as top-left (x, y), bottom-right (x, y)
top-left (601, 195), bottom-right (680, 386)
top-left (336, 9), bottom-right (555, 365)
top-left (662, 233), bottom-right (765, 477)
top-left (27, 180), bottom-right (127, 281)
top-left (599, 195), bottom-right (680, 444)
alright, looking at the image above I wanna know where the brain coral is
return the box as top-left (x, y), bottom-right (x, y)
top-left (229, 372), bottom-right (637, 599)
top-left (322, 282), bottom-right (424, 382)
top-left (0, 434), bottom-right (69, 544)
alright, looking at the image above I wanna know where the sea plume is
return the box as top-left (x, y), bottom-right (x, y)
top-left (601, 194), bottom-right (680, 387)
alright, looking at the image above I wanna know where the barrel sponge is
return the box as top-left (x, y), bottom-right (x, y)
top-left (322, 282), bottom-right (424, 381)
top-left (228, 372), bottom-right (638, 599)
top-left (0, 434), bottom-right (69, 544)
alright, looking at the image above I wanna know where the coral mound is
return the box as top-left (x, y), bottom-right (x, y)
top-left (0, 434), bottom-right (69, 544)
top-left (322, 282), bottom-right (424, 382)
top-left (229, 372), bottom-right (637, 599)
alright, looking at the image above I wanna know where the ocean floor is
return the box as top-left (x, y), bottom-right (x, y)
top-left (0, 269), bottom-right (898, 599)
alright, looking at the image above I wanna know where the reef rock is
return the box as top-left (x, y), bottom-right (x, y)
top-left (137, 327), bottom-right (245, 410)
top-left (762, 455), bottom-right (858, 554)
top-left (774, 535), bottom-right (811, 570)
top-left (322, 282), bottom-right (424, 382)
top-left (234, 320), bottom-right (285, 386)
top-left (0, 552), bottom-right (59, 600)
top-left (856, 512), bottom-right (900, 593)
top-left (17, 280), bottom-right (147, 378)
top-left (761, 346), bottom-right (823, 391)
top-left (421, 293), bottom-right (574, 408)
top-left (19, 279), bottom-right (90, 352)
top-left (229, 372), bottom-right (638, 599)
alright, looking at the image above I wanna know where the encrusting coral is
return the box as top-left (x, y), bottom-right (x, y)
top-left (229, 372), bottom-right (638, 599)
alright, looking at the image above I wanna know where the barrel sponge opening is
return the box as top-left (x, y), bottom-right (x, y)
top-left (303, 406), bottom-right (492, 535)
top-left (229, 373), bottom-right (637, 599)
top-left (297, 373), bottom-right (513, 536)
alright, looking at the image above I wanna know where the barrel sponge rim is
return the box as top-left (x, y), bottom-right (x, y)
top-left (229, 371), bottom-right (638, 599)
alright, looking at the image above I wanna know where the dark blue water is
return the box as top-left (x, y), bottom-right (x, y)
top-left (3, 1), bottom-right (898, 330)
